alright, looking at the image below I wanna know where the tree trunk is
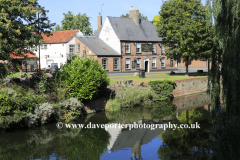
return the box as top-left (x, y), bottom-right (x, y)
top-left (185, 57), bottom-right (189, 75)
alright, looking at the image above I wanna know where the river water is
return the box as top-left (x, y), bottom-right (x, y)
top-left (0, 93), bottom-right (212, 160)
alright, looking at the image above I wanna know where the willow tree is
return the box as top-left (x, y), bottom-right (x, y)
top-left (157, 0), bottom-right (212, 75)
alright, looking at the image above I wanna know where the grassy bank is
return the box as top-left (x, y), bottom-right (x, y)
top-left (109, 73), bottom-right (207, 84)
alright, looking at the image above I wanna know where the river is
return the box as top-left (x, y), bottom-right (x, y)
top-left (0, 93), bottom-right (212, 160)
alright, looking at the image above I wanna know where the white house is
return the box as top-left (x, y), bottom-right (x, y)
top-left (33, 30), bottom-right (83, 69)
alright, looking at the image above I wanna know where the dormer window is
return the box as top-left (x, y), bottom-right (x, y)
top-left (41, 44), bottom-right (47, 49)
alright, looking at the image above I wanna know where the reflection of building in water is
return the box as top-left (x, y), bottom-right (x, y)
top-left (131, 140), bottom-right (142, 160)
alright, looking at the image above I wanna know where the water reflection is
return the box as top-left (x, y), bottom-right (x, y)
top-left (0, 93), bottom-right (213, 160)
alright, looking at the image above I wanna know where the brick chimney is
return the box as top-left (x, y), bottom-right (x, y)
top-left (97, 12), bottom-right (102, 31)
top-left (129, 6), bottom-right (139, 25)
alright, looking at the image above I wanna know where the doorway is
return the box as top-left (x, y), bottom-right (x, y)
top-left (145, 61), bottom-right (148, 72)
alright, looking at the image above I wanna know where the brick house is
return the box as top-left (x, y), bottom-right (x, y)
top-left (75, 7), bottom-right (177, 73)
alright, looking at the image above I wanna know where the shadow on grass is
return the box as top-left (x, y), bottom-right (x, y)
top-left (168, 72), bottom-right (208, 77)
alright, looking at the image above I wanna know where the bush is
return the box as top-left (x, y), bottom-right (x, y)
top-left (105, 99), bottom-right (121, 112)
top-left (0, 63), bottom-right (9, 80)
top-left (55, 57), bottom-right (109, 101)
top-left (115, 84), bottom-right (153, 108)
top-left (148, 80), bottom-right (176, 101)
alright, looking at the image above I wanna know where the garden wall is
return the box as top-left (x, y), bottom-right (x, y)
top-left (173, 77), bottom-right (208, 97)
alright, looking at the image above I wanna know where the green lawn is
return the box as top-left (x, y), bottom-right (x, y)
top-left (109, 73), bottom-right (207, 84)
top-left (7, 72), bottom-right (32, 78)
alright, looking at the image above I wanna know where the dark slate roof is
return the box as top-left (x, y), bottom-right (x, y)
top-left (76, 36), bottom-right (120, 56)
top-left (93, 26), bottom-right (102, 37)
top-left (107, 17), bottom-right (162, 41)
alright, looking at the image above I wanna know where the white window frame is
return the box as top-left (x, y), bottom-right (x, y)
top-left (161, 57), bottom-right (165, 67)
top-left (69, 44), bottom-right (75, 55)
top-left (125, 43), bottom-right (130, 54)
top-left (137, 58), bottom-right (141, 69)
top-left (161, 45), bottom-right (165, 55)
top-left (152, 43), bottom-right (156, 54)
top-left (125, 58), bottom-right (131, 69)
top-left (102, 59), bottom-right (108, 70)
top-left (136, 43), bottom-right (141, 53)
top-left (152, 57), bottom-right (156, 68)
top-left (113, 59), bottom-right (119, 70)
top-left (77, 43), bottom-right (80, 52)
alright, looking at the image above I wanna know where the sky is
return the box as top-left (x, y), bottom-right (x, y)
top-left (38, 0), bottom-right (207, 32)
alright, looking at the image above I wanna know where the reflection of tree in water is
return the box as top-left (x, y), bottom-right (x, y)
top-left (0, 125), bottom-right (110, 160)
top-left (106, 101), bottom-right (176, 124)
top-left (131, 140), bottom-right (143, 160)
top-left (158, 107), bottom-right (212, 160)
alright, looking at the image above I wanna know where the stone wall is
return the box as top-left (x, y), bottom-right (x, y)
top-left (173, 77), bottom-right (208, 97)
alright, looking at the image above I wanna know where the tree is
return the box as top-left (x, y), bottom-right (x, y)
top-left (157, 0), bottom-right (212, 75)
top-left (53, 24), bottom-right (61, 31)
top-left (58, 11), bottom-right (93, 35)
top-left (0, 0), bottom-right (54, 78)
top-left (153, 15), bottom-right (161, 27)
top-left (120, 13), bottom-right (148, 19)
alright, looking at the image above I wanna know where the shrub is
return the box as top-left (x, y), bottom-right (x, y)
top-left (55, 57), bottom-right (109, 101)
top-left (55, 97), bottom-right (84, 122)
top-left (105, 99), bottom-right (121, 112)
top-left (148, 80), bottom-right (176, 101)
top-left (115, 84), bottom-right (153, 108)
top-left (0, 63), bottom-right (9, 80)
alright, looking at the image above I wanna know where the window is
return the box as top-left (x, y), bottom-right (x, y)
top-left (125, 43), bottom-right (130, 54)
top-left (152, 43), bottom-right (156, 54)
top-left (161, 45), bottom-right (165, 55)
top-left (137, 58), bottom-right (141, 69)
top-left (113, 59), bottom-right (119, 70)
top-left (69, 45), bottom-right (75, 54)
top-left (41, 44), bottom-right (47, 49)
top-left (102, 59), bottom-right (108, 70)
top-left (152, 58), bottom-right (156, 68)
top-left (136, 43), bottom-right (141, 53)
top-left (170, 60), bottom-right (173, 67)
top-left (125, 59), bottom-right (131, 69)
top-left (77, 44), bottom-right (80, 52)
top-left (161, 57), bottom-right (165, 67)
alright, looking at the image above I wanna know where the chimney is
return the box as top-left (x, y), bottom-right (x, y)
top-left (97, 12), bottom-right (102, 31)
top-left (129, 6), bottom-right (139, 25)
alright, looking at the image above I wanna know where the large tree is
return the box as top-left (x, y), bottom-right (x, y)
top-left (120, 13), bottom-right (148, 19)
top-left (57, 11), bottom-right (93, 35)
top-left (157, 0), bottom-right (212, 75)
top-left (0, 0), bottom-right (53, 60)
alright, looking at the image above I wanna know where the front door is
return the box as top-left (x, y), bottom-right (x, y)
top-left (145, 61), bottom-right (148, 72)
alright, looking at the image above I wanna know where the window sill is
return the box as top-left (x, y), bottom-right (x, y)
top-left (125, 53), bottom-right (131, 55)
top-left (125, 69), bottom-right (131, 70)
top-left (152, 67), bottom-right (157, 69)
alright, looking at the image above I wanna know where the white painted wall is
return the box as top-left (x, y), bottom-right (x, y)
top-left (99, 17), bottom-right (121, 54)
top-left (33, 31), bottom-right (83, 69)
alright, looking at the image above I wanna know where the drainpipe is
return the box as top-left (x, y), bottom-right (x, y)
top-left (120, 41), bottom-right (122, 72)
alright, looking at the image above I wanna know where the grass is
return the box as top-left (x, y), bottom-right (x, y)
top-left (7, 72), bottom-right (32, 78)
top-left (109, 73), bottom-right (207, 84)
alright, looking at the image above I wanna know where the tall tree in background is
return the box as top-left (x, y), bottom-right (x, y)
top-left (157, 0), bottom-right (212, 75)
top-left (120, 13), bottom-right (148, 19)
top-left (0, 0), bottom-right (53, 79)
top-left (74, 13), bottom-right (93, 35)
top-left (56, 11), bottom-right (93, 35)
top-left (53, 24), bottom-right (61, 31)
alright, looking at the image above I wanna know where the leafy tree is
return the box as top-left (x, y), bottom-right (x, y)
top-left (53, 24), bottom-right (61, 31)
top-left (0, 0), bottom-right (53, 62)
top-left (58, 11), bottom-right (93, 35)
top-left (153, 15), bottom-right (161, 27)
top-left (157, 0), bottom-right (212, 75)
top-left (120, 13), bottom-right (148, 19)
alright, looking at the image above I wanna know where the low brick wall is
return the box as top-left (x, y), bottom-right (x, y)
top-left (173, 77), bottom-right (208, 97)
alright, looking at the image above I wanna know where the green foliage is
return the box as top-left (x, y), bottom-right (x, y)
top-left (0, 85), bottom-right (45, 116)
top-left (120, 13), bottom-right (148, 19)
top-left (157, 0), bottom-right (212, 74)
top-left (0, 63), bottom-right (9, 79)
top-left (105, 98), bottom-right (121, 112)
top-left (58, 11), bottom-right (93, 35)
top-left (53, 24), bottom-right (61, 31)
top-left (57, 56), bottom-right (109, 101)
top-left (148, 80), bottom-right (176, 101)
top-left (151, 101), bottom-right (176, 119)
top-left (0, 0), bottom-right (54, 61)
top-left (116, 85), bottom-right (153, 108)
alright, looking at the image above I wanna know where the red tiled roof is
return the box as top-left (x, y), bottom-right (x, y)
top-left (41, 30), bottom-right (79, 44)
top-left (10, 51), bottom-right (38, 59)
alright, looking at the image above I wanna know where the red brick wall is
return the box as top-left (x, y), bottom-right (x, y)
top-left (121, 42), bottom-right (176, 72)
top-left (178, 59), bottom-right (209, 68)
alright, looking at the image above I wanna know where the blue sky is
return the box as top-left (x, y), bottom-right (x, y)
top-left (38, 0), bottom-right (207, 32)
